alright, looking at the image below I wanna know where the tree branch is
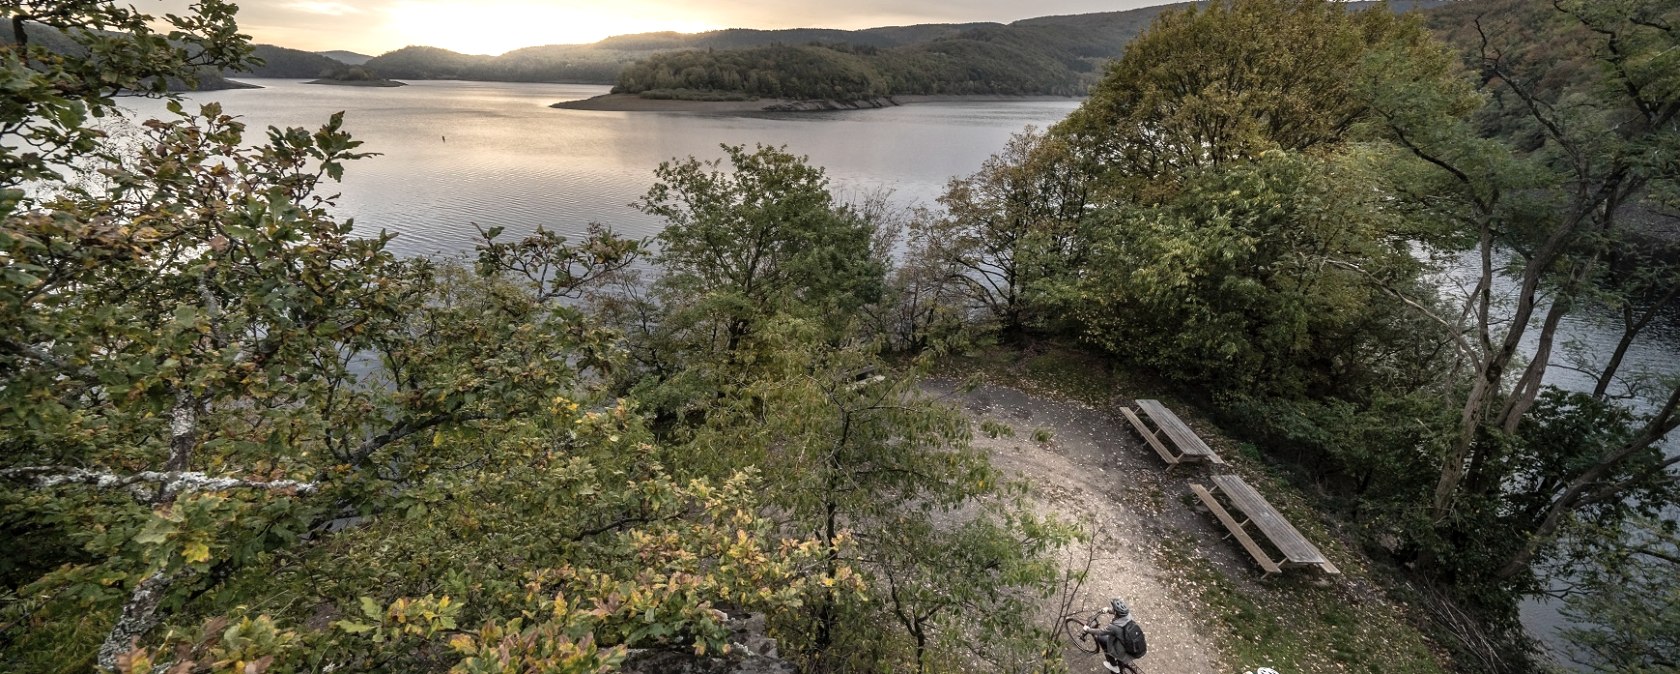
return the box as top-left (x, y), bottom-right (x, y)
top-left (1, 466), bottom-right (319, 502)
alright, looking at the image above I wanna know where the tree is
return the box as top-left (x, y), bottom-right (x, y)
top-left (1, 0), bottom-right (254, 188)
top-left (1054, 0), bottom-right (1434, 201)
top-left (0, 98), bottom-right (616, 672)
top-left (667, 326), bottom-right (1073, 673)
top-left (923, 127), bottom-right (1088, 336)
top-left (1069, 150), bottom-right (1427, 398)
top-left (1357, 0), bottom-right (1680, 583)
top-left (618, 146), bottom-right (1073, 673)
top-left (1, 6), bottom-right (827, 672)
top-left (1559, 518), bottom-right (1680, 672)
top-left (633, 143), bottom-right (885, 355)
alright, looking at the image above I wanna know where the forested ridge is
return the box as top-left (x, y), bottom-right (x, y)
top-left (4, 1), bottom-right (1679, 674)
top-left (344, 8), bottom-right (1182, 89)
top-left (612, 1), bottom-right (1454, 100)
top-left (245, 45), bottom-right (345, 79)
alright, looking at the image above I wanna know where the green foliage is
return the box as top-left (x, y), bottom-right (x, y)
top-left (1361, 0), bottom-right (1680, 599)
top-left (612, 33), bottom-right (1089, 102)
top-left (358, 45), bottom-right (636, 84)
top-left (1070, 151), bottom-right (1425, 397)
top-left (2, 7), bottom-right (898, 673)
top-left (616, 45), bottom-right (888, 102)
top-left (666, 329), bottom-right (1073, 672)
top-left (1560, 518), bottom-right (1680, 672)
top-left (630, 143), bottom-right (885, 363)
top-left (0, 0), bottom-right (256, 187)
top-left (919, 128), bottom-right (1089, 335)
top-left (1056, 0), bottom-right (1436, 200)
top-left (591, 142), bottom-right (1074, 672)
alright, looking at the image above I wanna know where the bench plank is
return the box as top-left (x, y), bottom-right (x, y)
top-left (1210, 475), bottom-right (1335, 572)
top-left (1189, 483), bottom-right (1282, 575)
top-left (1136, 400), bottom-right (1224, 464)
top-left (1120, 407), bottom-right (1180, 465)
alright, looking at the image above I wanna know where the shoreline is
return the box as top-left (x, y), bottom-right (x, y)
top-left (305, 78), bottom-right (408, 87)
top-left (550, 92), bottom-right (1080, 113)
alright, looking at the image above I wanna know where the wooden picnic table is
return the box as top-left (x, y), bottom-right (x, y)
top-left (1119, 399), bottom-right (1224, 465)
top-left (1189, 474), bottom-right (1339, 576)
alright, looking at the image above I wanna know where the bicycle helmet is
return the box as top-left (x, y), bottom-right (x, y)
top-left (1109, 597), bottom-right (1130, 617)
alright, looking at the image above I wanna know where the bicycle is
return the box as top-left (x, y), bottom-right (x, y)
top-left (1063, 611), bottom-right (1102, 654)
top-left (1061, 610), bottom-right (1142, 674)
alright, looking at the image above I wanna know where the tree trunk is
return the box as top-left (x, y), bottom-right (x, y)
top-left (1494, 385), bottom-right (1680, 579)
top-left (1593, 282), bottom-right (1680, 400)
top-left (96, 570), bottom-right (178, 671)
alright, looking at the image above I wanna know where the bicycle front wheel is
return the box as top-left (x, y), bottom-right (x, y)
top-left (1063, 617), bottom-right (1100, 654)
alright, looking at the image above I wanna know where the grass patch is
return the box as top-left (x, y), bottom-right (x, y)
top-left (1022, 348), bottom-right (1116, 403)
top-left (980, 419), bottom-right (1016, 438)
top-left (1156, 532), bottom-right (1448, 674)
top-left (947, 340), bottom-right (1147, 406)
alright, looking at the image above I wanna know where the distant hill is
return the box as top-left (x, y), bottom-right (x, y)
top-left (318, 50), bottom-right (373, 65)
top-left (266, 1), bottom-right (1451, 96)
top-left (593, 23), bottom-right (997, 51)
top-left (247, 44), bottom-right (347, 79)
top-left (610, 3), bottom-right (1197, 100)
top-left (359, 45), bottom-right (631, 84)
top-left (348, 7), bottom-right (1185, 91)
top-left (610, 1), bottom-right (1454, 101)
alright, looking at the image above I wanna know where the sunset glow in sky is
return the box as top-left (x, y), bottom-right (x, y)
top-left (177, 0), bottom-right (1169, 55)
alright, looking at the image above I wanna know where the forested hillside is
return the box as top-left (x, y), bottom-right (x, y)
top-left (247, 44), bottom-right (348, 78)
top-left (581, 6), bottom-right (1190, 98)
top-left (611, 1), bottom-right (1450, 100)
top-left (359, 44), bottom-right (633, 83)
top-left (318, 49), bottom-right (372, 65)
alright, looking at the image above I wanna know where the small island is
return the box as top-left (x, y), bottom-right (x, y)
top-left (549, 42), bottom-right (1090, 112)
top-left (551, 91), bottom-right (900, 112)
top-left (551, 91), bottom-right (1074, 113)
top-left (305, 65), bottom-right (406, 87)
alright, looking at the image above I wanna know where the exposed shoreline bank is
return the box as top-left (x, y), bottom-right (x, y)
top-left (550, 92), bottom-right (1081, 113)
top-left (305, 78), bottom-right (408, 87)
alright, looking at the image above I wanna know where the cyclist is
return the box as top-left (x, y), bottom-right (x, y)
top-left (1083, 597), bottom-right (1146, 673)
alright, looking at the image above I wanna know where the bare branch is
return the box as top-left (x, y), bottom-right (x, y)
top-left (1, 466), bottom-right (319, 502)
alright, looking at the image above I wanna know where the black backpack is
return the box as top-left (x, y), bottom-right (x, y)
top-left (1120, 621), bottom-right (1147, 658)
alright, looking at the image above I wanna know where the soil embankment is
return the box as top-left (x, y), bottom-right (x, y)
top-left (305, 78), bottom-right (407, 87)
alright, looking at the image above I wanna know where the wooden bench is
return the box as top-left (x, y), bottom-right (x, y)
top-left (1190, 475), bottom-right (1339, 576)
top-left (1119, 399), bottom-right (1224, 466)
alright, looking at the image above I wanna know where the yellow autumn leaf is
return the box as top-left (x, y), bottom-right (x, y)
top-left (183, 541), bottom-right (211, 563)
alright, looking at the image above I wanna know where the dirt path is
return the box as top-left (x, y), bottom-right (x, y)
top-left (926, 379), bottom-right (1228, 674)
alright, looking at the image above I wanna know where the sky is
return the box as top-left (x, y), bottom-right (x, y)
top-left (158, 0), bottom-right (1173, 55)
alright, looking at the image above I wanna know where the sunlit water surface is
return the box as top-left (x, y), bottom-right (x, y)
top-left (119, 79), bottom-right (1081, 258)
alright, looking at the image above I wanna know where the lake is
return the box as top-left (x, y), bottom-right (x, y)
top-left (118, 79), bottom-right (1082, 258)
top-left (118, 78), bottom-right (1672, 670)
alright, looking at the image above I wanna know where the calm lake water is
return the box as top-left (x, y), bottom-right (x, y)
top-left (117, 78), bottom-right (1672, 670)
top-left (119, 79), bottom-right (1082, 258)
